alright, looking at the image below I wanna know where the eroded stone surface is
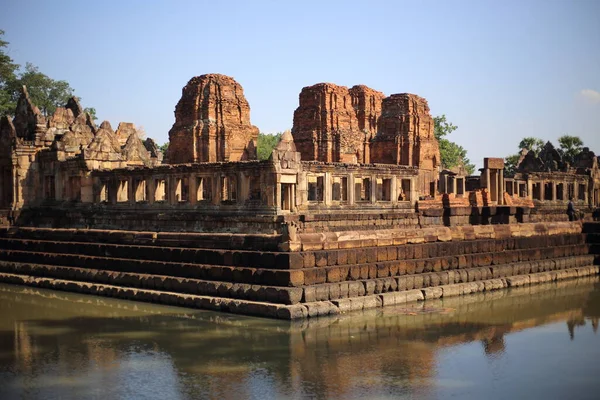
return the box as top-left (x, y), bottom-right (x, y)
top-left (371, 93), bottom-right (440, 169)
top-left (292, 83), bottom-right (384, 163)
top-left (168, 74), bottom-right (259, 163)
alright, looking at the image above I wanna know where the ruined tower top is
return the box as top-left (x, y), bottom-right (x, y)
top-left (167, 74), bottom-right (259, 164)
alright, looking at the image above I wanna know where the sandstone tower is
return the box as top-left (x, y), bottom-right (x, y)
top-left (370, 93), bottom-right (440, 170)
top-left (168, 74), bottom-right (259, 164)
top-left (291, 84), bottom-right (440, 171)
top-left (292, 83), bottom-right (384, 164)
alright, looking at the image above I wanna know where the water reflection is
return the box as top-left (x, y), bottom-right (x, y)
top-left (1, 277), bottom-right (600, 399)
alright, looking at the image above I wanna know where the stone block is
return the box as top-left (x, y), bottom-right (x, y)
top-left (366, 248), bottom-right (378, 263)
top-left (347, 250), bottom-right (357, 265)
top-left (413, 274), bottom-right (424, 289)
top-left (442, 284), bottom-right (461, 297)
top-left (331, 298), bottom-right (354, 313)
top-left (303, 286), bottom-right (316, 302)
top-left (276, 304), bottom-right (308, 320)
top-left (380, 292), bottom-right (400, 306)
top-left (337, 251), bottom-right (348, 266)
top-left (367, 264), bottom-right (377, 279)
top-left (438, 272), bottom-right (449, 286)
top-left (397, 276), bottom-right (407, 291)
top-left (349, 265), bottom-right (361, 280)
top-left (326, 267), bottom-right (342, 283)
top-left (303, 252), bottom-right (316, 268)
top-left (422, 287), bottom-right (443, 300)
top-left (327, 251), bottom-right (338, 266)
top-left (405, 289), bottom-right (425, 302)
top-left (315, 285), bottom-right (329, 301)
top-left (377, 263), bottom-right (390, 278)
top-left (303, 268), bottom-right (327, 285)
top-left (363, 296), bottom-right (380, 309)
top-left (365, 280), bottom-right (376, 295)
top-left (315, 251), bottom-right (328, 267)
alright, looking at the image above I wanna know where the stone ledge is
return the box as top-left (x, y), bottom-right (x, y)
top-left (295, 221), bottom-right (583, 251)
top-left (0, 265), bottom-right (597, 320)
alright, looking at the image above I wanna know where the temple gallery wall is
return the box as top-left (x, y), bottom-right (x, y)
top-left (0, 73), bottom-right (599, 319)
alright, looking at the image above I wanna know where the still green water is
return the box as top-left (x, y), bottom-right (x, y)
top-left (0, 278), bottom-right (599, 400)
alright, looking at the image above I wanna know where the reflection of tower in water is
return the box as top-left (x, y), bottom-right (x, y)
top-left (482, 335), bottom-right (506, 355)
top-left (14, 321), bottom-right (34, 374)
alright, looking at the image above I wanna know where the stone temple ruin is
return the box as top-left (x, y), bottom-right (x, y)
top-left (0, 73), bottom-right (599, 319)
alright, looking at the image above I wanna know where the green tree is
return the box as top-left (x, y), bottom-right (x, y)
top-left (433, 115), bottom-right (475, 174)
top-left (83, 107), bottom-right (97, 121)
top-left (504, 137), bottom-right (544, 176)
top-left (159, 142), bottom-right (169, 154)
top-left (558, 135), bottom-right (584, 165)
top-left (0, 30), bottom-right (19, 116)
top-left (257, 132), bottom-right (283, 160)
top-left (17, 63), bottom-right (74, 116)
top-left (517, 137), bottom-right (544, 156)
top-left (504, 153), bottom-right (521, 177)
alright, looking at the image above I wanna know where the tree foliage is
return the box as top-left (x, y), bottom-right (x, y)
top-left (83, 107), bottom-right (97, 121)
top-left (18, 63), bottom-right (74, 116)
top-left (159, 142), bottom-right (169, 154)
top-left (433, 115), bottom-right (475, 175)
top-left (0, 30), bottom-right (19, 116)
top-left (504, 135), bottom-right (585, 176)
top-left (518, 137), bottom-right (544, 156)
top-left (504, 153), bottom-right (521, 177)
top-left (257, 132), bottom-right (283, 160)
top-left (558, 135), bottom-right (584, 165)
top-left (0, 30), bottom-right (94, 118)
top-left (504, 136), bottom-right (544, 176)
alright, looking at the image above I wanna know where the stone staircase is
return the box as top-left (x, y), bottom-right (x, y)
top-left (0, 224), bottom-right (597, 319)
top-left (584, 222), bottom-right (600, 262)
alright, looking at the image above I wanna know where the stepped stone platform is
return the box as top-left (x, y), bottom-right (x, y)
top-left (0, 222), bottom-right (598, 319)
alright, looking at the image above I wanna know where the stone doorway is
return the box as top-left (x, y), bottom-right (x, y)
top-left (281, 183), bottom-right (294, 211)
top-left (0, 168), bottom-right (12, 207)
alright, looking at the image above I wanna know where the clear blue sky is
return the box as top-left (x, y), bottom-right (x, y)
top-left (2, 0), bottom-right (599, 168)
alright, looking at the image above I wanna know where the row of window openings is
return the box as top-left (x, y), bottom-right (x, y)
top-left (307, 177), bottom-right (411, 202)
top-left (106, 177), bottom-right (229, 203)
top-left (45, 175), bottom-right (263, 204)
top-left (94, 177), bottom-right (240, 203)
top-left (531, 183), bottom-right (586, 201)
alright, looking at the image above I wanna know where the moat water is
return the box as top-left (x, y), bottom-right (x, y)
top-left (1, 278), bottom-right (600, 400)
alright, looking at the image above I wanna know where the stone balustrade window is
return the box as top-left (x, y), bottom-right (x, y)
top-left (307, 175), bottom-right (324, 202)
top-left (331, 176), bottom-right (347, 202)
top-left (175, 177), bottom-right (189, 202)
top-left (134, 179), bottom-right (146, 202)
top-left (155, 179), bottom-right (166, 202)
top-left (355, 177), bottom-right (371, 202)
top-left (98, 182), bottom-right (108, 203)
top-left (117, 180), bottom-right (128, 203)
top-left (457, 178), bottom-right (464, 195)
top-left (544, 183), bottom-right (553, 201)
top-left (532, 182), bottom-right (541, 200)
top-left (578, 184), bottom-right (586, 201)
top-left (519, 183), bottom-right (527, 197)
top-left (196, 177), bottom-right (212, 201)
top-left (401, 179), bottom-right (412, 201)
top-left (556, 183), bottom-right (564, 201)
top-left (568, 183), bottom-right (575, 199)
top-left (221, 176), bottom-right (237, 202)
top-left (376, 178), bottom-right (392, 201)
